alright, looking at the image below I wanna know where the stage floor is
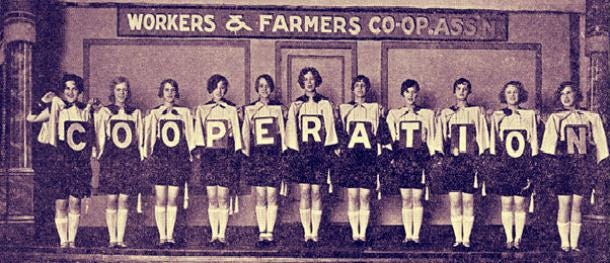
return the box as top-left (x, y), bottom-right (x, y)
top-left (1, 223), bottom-right (608, 262)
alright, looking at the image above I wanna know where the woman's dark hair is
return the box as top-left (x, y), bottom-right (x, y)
top-left (499, 80), bottom-right (528, 104)
top-left (453, 78), bottom-right (472, 94)
top-left (158, 78), bottom-right (180, 98)
top-left (255, 74), bottom-right (275, 93)
top-left (401, 79), bottom-right (420, 95)
top-left (555, 81), bottom-right (583, 106)
top-left (61, 74), bottom-right (85, 93)
top-left (108, 76), bottom-right (131, 104)
top-left (207, 74), bottom-right (229, 94)
top-left (351, 75), bottom-right (371, 92)
top-left (297, 67), bottom-right (323, 88)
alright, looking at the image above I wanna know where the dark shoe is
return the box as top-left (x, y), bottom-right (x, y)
top-left (108, 242), bottom-right (117, 248)
top-left (158, 238), bottom-right (167, 248)
top-left (304, 240), bottom-right (317, 249)
top-left (560, 246), bottom-right (570, 252)
top-left (255, 240), bottom-right (267, 248)
top-left (115, 242), bottom-right (128, 249)
top-left (267, 240), bottom-right (277, 247)
top-left (452, 242), bottom-right (462, 250)
top-left (310, 240), bottom-right (319, 249)
top-left (512, 240), bottom-right (521, 250)
top-left (462, 242), bottom-right (472, 251)
top-left (352, 240), bottom-right (365, 248)
top-left (164, 239), bottom-right (176, 249)
top-left (208, 238), bottom-right (217, 247)
top-left (505, 241), bottom-right (513, 251)
top-left (411, 239), bottom-right (421, 248)
top-left (216, 238), bottom-right (227, 249)
top-left (67, 242), bottom-right (76, 249)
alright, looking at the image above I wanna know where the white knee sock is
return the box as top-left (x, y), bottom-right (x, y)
top-left (412, 207), bottom-right (423, 241)
top-left (154, 206), bottom-right (167, 241)
top-left (299, 209), bottom-right (312, 239)
top-left (267, 205), bottom-right (278, 235)
top-left (557, 222), bottom-right (570, 248)
top-left (462, 216), bottom-right (474, 244)
top-left (116, 209), bottom-right (128, 243)
top-left (68, 212), bottom-right (80, 243)
top-left (166, 206), bottom-right (177, 240)
top-left (255, 206), bottom-right (267, 233)
top-left (514, 212), bottom-right (526, 242)
top-left (218, 208), bottom-right (229, 239)
top-left (106, 209), bottom-right (117, 243)
top-left (359, 209), bottom-right (370, 240)
top-left (501, 211), bottom-right (514, 243)
top-left (208, 208), bottom-right (219, 239)
top-left (402, 208), bottom-right (413, 240)
top-left (348, 211), bottom-right (359, 239)
top-left (55, 217), bottom-right (68, 245)
top-left (311, 210), bottom-right (322, 239)
top-left (450, 216), bottom-right (463, 243)
top-left (569, 222), bottom-right (581, 249)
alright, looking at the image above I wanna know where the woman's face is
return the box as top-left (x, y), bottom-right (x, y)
top-left (113, 82), bottom-right (129, 104)
top-left (353, 80), bottom-right (367, 98)
top-left (454, 83), bottom-right (470, 101)
top-left (257, 78), bottom-right (271, 99)
top-left (212, 81), bottom-right (227, 101)
top-left (302, 71), bottom-right (317, 92)
top-left (504, 85), bottom-right (520, 106)
top-left (402, 86), bottom-right (418, 106)
top-left (162, 82), bottom-right (177, 104)
top-left (63, 80), bottom-right (80, 103)
top-left (560, 86), bottom-right (577, 108)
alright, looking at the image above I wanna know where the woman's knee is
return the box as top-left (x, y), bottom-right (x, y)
top-left (267, 189), bottom-right (278, 206)
top-left (68, 197), bottom-right (81, 213)
top-left (255, 187), bottom-right (267, 206)
top-left (311, 188), bottom-right (321, 202)
top-left (500, 197), bottom-right (513, 211)
top-left (107, 195), bottom-right (118, 210)
top-left (514, 197), bottom-right (526, 212)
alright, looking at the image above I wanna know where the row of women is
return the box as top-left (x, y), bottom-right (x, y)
top-left (27, 67), bottom-right (608, 253)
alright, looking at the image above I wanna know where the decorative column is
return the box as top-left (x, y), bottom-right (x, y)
top-left (0, 0), bottom-right (36, 241)
top-left (585, 0), bottom-right (610, 221)
top-left (587, 0), bottom-right (610, 115)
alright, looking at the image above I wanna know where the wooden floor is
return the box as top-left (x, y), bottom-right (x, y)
top-left (1, 224), bottom-right (608, 262)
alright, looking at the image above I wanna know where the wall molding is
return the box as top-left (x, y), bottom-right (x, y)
top-left (82, 38), bottom-right (251, 103)
top-left (380, 41), bottom-right (542, 109)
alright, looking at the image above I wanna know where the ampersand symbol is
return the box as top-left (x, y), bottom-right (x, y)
top-left (226, 15), bottom-right (253, 34)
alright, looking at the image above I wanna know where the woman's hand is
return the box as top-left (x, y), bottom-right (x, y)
top-left (41, 91), bottom-right (57, 103)
top-left (334, 148), bottom-right (341, 156)
top-left (88, 97), bottom-right (102, 111)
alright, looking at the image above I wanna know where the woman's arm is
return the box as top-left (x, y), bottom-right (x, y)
top-left (26, 108), bottom-right (50, 123)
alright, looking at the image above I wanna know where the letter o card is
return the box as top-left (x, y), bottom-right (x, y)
top-left (450, 124), bottom-right (476, 155)
top-left (563, 125), bottom-right (588, 155)
top-left (64, 121), bottom-right (90, 152)
top-left (398, 121), bottom-right (422, 150)
top-left (160, 119), bottom-right (184, 148)
top-left (301, 115), bottom-right (325, 144)
top-left (347, 121), bottom-right (374, 149)
top-left (205, 119), bottom-right (230, 149)
top-left (110, 120), bottom-right (136, 149)
top-left (253, 117), bottom-right (279, 147)
top-left (501, 129), bottom-right (528, 158)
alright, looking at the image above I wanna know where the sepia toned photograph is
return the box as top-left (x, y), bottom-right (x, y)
top-left (0, 0), bottom-right (609, 262)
